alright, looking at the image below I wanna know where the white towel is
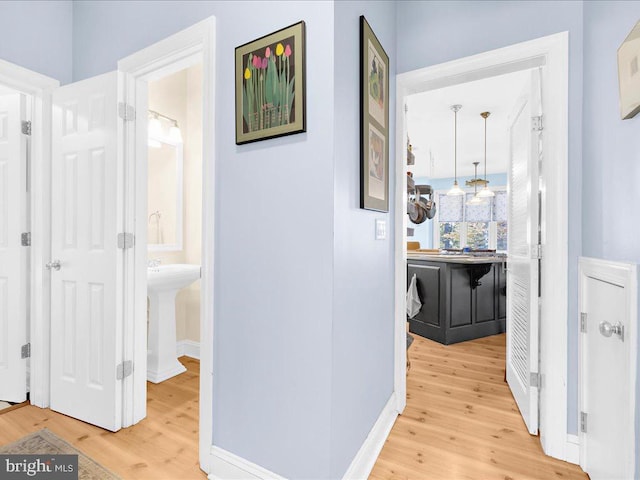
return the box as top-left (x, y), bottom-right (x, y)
top-left (406, 273), bottom-right (422, 319)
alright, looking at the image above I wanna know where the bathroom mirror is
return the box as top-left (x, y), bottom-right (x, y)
top-left (148, 135), bottom-right (183, 251)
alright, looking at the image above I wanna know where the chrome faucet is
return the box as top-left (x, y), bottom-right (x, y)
top-left (148, 258), bottom-right (162, 268)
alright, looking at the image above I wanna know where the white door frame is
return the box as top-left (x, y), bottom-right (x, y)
top-left (394, 32), bottom-right (570, 461)
top-left (117, 16), bottom-right (216, 473)
top-left (578, 257), bottom-right (638, 478)
top-left (0, 59), bottom-right (58, 408)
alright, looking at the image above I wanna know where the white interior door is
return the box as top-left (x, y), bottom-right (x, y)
top-left (0, 93), bottom-right (28, 403)
top-left (50, 71), bottom-right (124, 431)
top-left (506, 68), bottom-right (542, 435)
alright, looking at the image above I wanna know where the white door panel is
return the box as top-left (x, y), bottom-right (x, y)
top-left (579, 259), bottom-right (636, 480)
top-left (582, 277), bottom-right (628, 479)
top-left (506, 68), bottom-right (541, 435)
top-left (0, 93), bottom-right (28, 403)
top-left (50, 71), bottom-right (123, 431)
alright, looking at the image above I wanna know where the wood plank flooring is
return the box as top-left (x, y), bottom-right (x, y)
top-left (1, 339), bottom-right (589, 479)
top-left (370, 333), bottom-right (588, 480)
top-left (0, 357), bottom-right (205, 480)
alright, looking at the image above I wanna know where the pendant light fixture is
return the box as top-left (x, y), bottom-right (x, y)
top-left (447, 104), bottom-right (465, 196)
top-left (477, 111), bottom-right (495, 198)
top-left (466, 162), bottom-right (485, 205)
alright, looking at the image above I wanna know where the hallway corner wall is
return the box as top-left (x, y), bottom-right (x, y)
top-left (0, 0), bottom-right (73, 84)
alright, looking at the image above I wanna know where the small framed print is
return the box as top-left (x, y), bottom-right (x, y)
top-left (235, 21), bottom-right (306, 144)
top-left (618, 20), bottom-right (640, 120)
top-left (360, 15), bottom-right (389, 212)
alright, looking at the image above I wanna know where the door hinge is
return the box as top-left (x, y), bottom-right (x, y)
top-left (580, 312), bottom-right (587, 333)
top-left (21, 343), bottom-right (31, 359)
top-left (118, 102), bottom-right (136, 122)
top-left (530, 372), bottom-right (541, 389)
top-left (117, 232), bottom-right (135, 249)
top-left (21, 120), bottom-right (31, 136)
top-left (532, 244), bottom-right (542, 260)
top-left (580, 411), bottom-right (588, 433)
top-left (116, 360), bottom-right (133, 380)
top-left (532, 115), bottom-right (543, 131)
top-left (21, 232), bottom-right (31, 246)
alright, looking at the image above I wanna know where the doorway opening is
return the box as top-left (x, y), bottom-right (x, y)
top-left (394, 32), bottom-right (570, 463)
top-left (144, 57), bottom-right (203, 421)
top-left (404, 65), bottom-right (542, 431)
top-left (146, 60), bottom-right (203, 381)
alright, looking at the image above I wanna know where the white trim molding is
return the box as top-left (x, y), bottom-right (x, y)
top-left (207, 393), bottom-right (399, 480)
top-left (343, 393), bottom-right (399, 480)
top-left (565, 434), bottom-right (580, 465)
top-left (395, 32), bottom-right (569, 461)
top-left (177, 340), bottom-right (200, 360)
top-left (209, 446), bottom-right (286, 480)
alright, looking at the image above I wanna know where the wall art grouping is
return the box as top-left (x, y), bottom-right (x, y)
top-left (235, 21), bottom-right (306, 144)
top-left (360, 15), bottom-right (390, 212)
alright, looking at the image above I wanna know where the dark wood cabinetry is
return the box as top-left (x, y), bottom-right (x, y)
top-left (407, 258), bottom-right (506, 344)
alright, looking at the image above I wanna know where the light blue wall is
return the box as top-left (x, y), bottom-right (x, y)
top-left (581, 2), bottom-right (640, 474)
top-left (582, 2), bottom-right (640, 261)
top-left (331, 2), bottom-right (396, 477)
top-left (0, 1), bottom-right (73, 84)
top-left (397, 0), bottom-right (584, 434)
top-left (410, 173), bottom-right (507, 249)
top-left (73, 1), bottom-right (336, 478)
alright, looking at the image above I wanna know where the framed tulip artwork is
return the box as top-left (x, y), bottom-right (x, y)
top-left (235, 21), bottom-right (306, 144)
top-left (360, 16), bottom-right (389, 212)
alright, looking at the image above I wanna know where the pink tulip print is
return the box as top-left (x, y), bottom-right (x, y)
top-left (241, 35), bottom-right (296, 133)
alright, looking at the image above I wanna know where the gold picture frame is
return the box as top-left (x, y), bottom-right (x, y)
top-left (617, 20), bottom-right (640, 120)
top-left (235, 21), bottom-right (306, 144)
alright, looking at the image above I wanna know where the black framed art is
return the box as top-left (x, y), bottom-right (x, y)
top-left (360, 15), bottom-right (389, 212)
top-left (235, 21), bottom-right (306, 144)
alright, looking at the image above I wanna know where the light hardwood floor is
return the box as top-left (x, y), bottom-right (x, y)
top-left (370, 333), bottom-right (588, 480)
top-left (0, 357), bottom-right (205, 480)
top-left (1, 339), bottom-right (589, 479)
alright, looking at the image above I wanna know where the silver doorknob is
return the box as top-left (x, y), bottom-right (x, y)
top-left (599, 321), bottom-right (624, 341)
top-left (46, 260), bottom-right (61, 271)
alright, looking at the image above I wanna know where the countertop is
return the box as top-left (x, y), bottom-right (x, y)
top-left (407, 252), bottom-right (507, 264)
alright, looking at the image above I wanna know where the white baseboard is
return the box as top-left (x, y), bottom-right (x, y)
top-left (342, 392), bottom-right (399, 480)
top-left (207, 393), bottom-right (398, 480)
top-left (208, 446), bottom-right (286, 480)
top-left (565, 434), bottom-right (580, 465)
top-left (177, 339), bottom-right (200, 359)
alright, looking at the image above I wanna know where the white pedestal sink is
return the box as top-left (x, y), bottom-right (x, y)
top-left (147, 264), bottom-right (201, 383)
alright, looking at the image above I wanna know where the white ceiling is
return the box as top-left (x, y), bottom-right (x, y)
top-left (406, 69), bottom-right (530, 178)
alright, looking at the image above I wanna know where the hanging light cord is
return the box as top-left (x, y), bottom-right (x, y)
top-left (481, 111), bottom-right (490, 181)
top-left (454, 108), bottom-right (458, 182)
top-left (483, 114), bottom-right (487, 180)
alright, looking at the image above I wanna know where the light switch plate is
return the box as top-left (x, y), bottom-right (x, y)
top-left (375, 219), bottom-right (387, 240)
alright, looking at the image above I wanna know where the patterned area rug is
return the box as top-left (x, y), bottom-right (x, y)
top-left (0, 429), bottom-right (121, 479)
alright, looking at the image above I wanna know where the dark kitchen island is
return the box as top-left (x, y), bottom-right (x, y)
top-left (407, 253), bottom-right (507, 345)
